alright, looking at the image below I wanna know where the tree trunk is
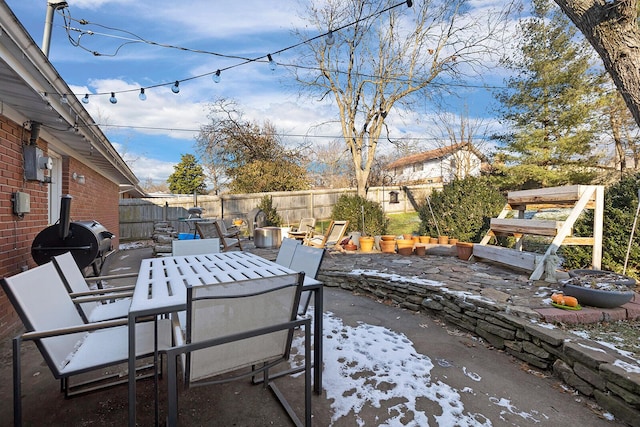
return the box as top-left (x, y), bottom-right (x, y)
top-left (554, 0), bottom-right (640, 128)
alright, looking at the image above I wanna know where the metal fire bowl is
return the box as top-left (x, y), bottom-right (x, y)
top-left (253, 227), bottom-right (282, 249)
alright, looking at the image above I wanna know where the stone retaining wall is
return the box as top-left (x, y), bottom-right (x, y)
top-left (320, 270), bottom-right (640, 427)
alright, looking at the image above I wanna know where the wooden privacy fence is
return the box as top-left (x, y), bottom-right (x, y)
top-left (119, 184), bottom-right (441, 241)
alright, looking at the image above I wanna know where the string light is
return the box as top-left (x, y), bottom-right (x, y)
top-left (60, 94), bottom-right (68, 104)
top-left (326, 30), bottom-right (335, 46)
top-left (267, 54), bottom-right (277, 71)
top-left (55, 1), bottom-right (420, 103)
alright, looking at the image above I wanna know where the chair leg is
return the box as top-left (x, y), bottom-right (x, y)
top-left (167, 352), bottom-right (179, 426)
top-left (12, 336), bottom-right (22, 427)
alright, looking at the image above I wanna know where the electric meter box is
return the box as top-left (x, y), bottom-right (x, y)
top-left (12, 191), bottom-right (30, 215)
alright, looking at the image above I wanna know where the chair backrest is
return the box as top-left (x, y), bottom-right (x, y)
top-left (215, 219), bottom-right (230, 235)
top-left (324, 220), bottom-right (349, 246)
top-left (289, 245), bottom-right (325, 279)
top-left (51, 251), bottom-right (98, 322)
top-left (275, 238), bottom-right (301, 267)
top-left (1, 262), bottom-right (86, 376)
top-left (172, 238), bottom-right (220, 256)
top-left (195, 222), bottom-right (220, 239)
top-left (298, 218), bottom-right (316, 231)
top-left (185, 272), bottom-right (304, 383)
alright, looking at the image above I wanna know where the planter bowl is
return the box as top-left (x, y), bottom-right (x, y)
top-left (562, 283), bottom-right (635, 308)
top-left (381, 235), bottom-right (396, 241)
top-left (567, 269), bottom-right (636, 286)
top-left (343, 244), bottom-right (357, 251)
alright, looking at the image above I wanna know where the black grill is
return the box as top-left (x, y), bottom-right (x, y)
top-left (31, 195), bottom-right (114, 275)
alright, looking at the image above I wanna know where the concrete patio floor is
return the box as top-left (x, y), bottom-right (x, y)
top-left (0, 243), bottom-right (629, 426)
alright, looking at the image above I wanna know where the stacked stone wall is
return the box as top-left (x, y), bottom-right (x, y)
top-left (320, 270), bottom-right (640, 427)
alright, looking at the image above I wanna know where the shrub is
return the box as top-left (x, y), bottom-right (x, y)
top-left (331, 194), bottom-right (388, 236)
top-left (560, 173), bottom-right (640, 279)
top-left (417, 177), bottom-right (505, 242)
top-left (257, 195), bottom-right (282, 227)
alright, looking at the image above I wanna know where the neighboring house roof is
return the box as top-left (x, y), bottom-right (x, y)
top-left (0, 3), bottom-right (145, 197)
top-left (386, 142), bottom-right (487, 170)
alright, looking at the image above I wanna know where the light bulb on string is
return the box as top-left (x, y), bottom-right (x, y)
top-left (212, 70), bottom-right (221, 83)
top-left (139, 88), bottom-right (147, 101)
top-left (109, 92), bottom-right (117, 104)
top-left (82, 94), bottom-right (89, 104)
top-left (326, 30), bottom-right (335, 45)
top-left (60, 94), bottom-right (68, 104)
top-left (172, 81), bottom-right (180, 93)
top-left (267, 54), bottom-right (277, 71)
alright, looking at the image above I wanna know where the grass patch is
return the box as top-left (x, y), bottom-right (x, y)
top-left (386, 212), bottom-right (421, 235)
top-left (316, 212), bottom-right (421, 236)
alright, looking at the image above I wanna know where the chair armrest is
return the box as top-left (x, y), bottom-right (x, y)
top-left (21, 318), bottom-right (128, 341)
top-left (69, 288), bottom-right (134, 298)
top-left (85, 272), bottom-right (138, 282)
top-left (72, 291), bottom-right (133, 304)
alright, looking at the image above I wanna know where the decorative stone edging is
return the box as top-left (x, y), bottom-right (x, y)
top-left (319, 269), bottom-right (640, 427)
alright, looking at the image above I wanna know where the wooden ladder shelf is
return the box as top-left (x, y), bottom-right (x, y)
top-left (475, 185), bottom-right (604, 281)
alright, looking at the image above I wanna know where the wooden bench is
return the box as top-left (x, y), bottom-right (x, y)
top-left (475, 185), bottom-right (604, 281)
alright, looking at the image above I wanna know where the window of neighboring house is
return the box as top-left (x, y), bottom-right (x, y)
top-left (48, 151), bottom-right (62, 225)
top-left (413, 163), bottom-right (423, 172)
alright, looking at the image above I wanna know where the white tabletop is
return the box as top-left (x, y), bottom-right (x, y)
top-left (129, 251), bottom-right (315, 314)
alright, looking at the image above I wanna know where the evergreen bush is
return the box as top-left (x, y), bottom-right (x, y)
top-left (257, 195), bottom-right (283, 227)
top-left (417, 177), bottom-right (505, 242)
top-left (331, 194), bottom-right (388, 236)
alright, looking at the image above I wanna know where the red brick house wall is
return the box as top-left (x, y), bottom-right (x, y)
top-left (0, 116), bottom-right (120, 337)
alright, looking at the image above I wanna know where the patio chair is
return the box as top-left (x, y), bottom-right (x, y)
top-left (1, 262), bottom-right (172, 426)
top-left (289, 245), bottom-right (325, 316)
top-left (287, 218), bottom-right (316, 240)
top-left (51, 251), bottom-right (136, 323)
top-left (275, 237), bottom-right (301, 267)
top-left (164, 273), bottom-right (311, 426)
top-left (172, 238), bottom-right (221, 256)
top-left (304, 220), bottom-right (349, 249)
top-left (196, 220), bottom-right (243, 251)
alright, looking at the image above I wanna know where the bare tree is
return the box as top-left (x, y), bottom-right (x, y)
top-left (309, 139), bottom-right (355, 188)
top-left (554, 0), bottom-right (640, 128)
top-left (293, 0), bottom-right (512, 197)
top-left (429, 106), bottom-right (490, 179)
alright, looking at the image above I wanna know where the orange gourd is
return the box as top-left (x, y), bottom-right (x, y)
top-left (551, 293), bottom-right (565, 304)
top-left (563, 296), bottom-right (579, 307)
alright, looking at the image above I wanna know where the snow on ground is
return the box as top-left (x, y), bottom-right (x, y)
top-left (290, 310), bottom-right (547, 426)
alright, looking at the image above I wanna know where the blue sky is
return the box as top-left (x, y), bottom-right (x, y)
top-left (6, 0), bottom-right (512, 186)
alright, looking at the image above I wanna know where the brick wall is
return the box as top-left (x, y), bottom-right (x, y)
top-left (0, 116), bottom-right (121, 337)
top-left (0, 117), bottom-right (49, 336)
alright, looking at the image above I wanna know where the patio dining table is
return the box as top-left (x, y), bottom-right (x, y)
top-left (127, 251), bottom-right (324, 426)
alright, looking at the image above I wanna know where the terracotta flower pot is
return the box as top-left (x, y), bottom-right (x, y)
top-left (448, 238), bottom-right (458, 245)
top-left (415, 244), bottom-right (426, 256)
top-left (396, 239), bottom-right (414, 255)
top-left (419, 236), bottom-right (430, 243)
top-left (381, 235), bottom-right (396, 241)
top-left (438, 235), bottom-right (449, 245)
top-left (397, 246), bottom-right (413, 255)
top-left (359, 236), bottom-right (375, 252)
top-left (455, 242), bottom-right (474, 261)
top-left (429, 237), bottom-right (438, 244)
top-left (403, 234), bottom-right (413, 240)
top-left (380, 240), bottom-right (396, 253)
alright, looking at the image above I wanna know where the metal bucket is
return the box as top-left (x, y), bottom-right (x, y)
top-left (253, 227), bottom-right (282, 248)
